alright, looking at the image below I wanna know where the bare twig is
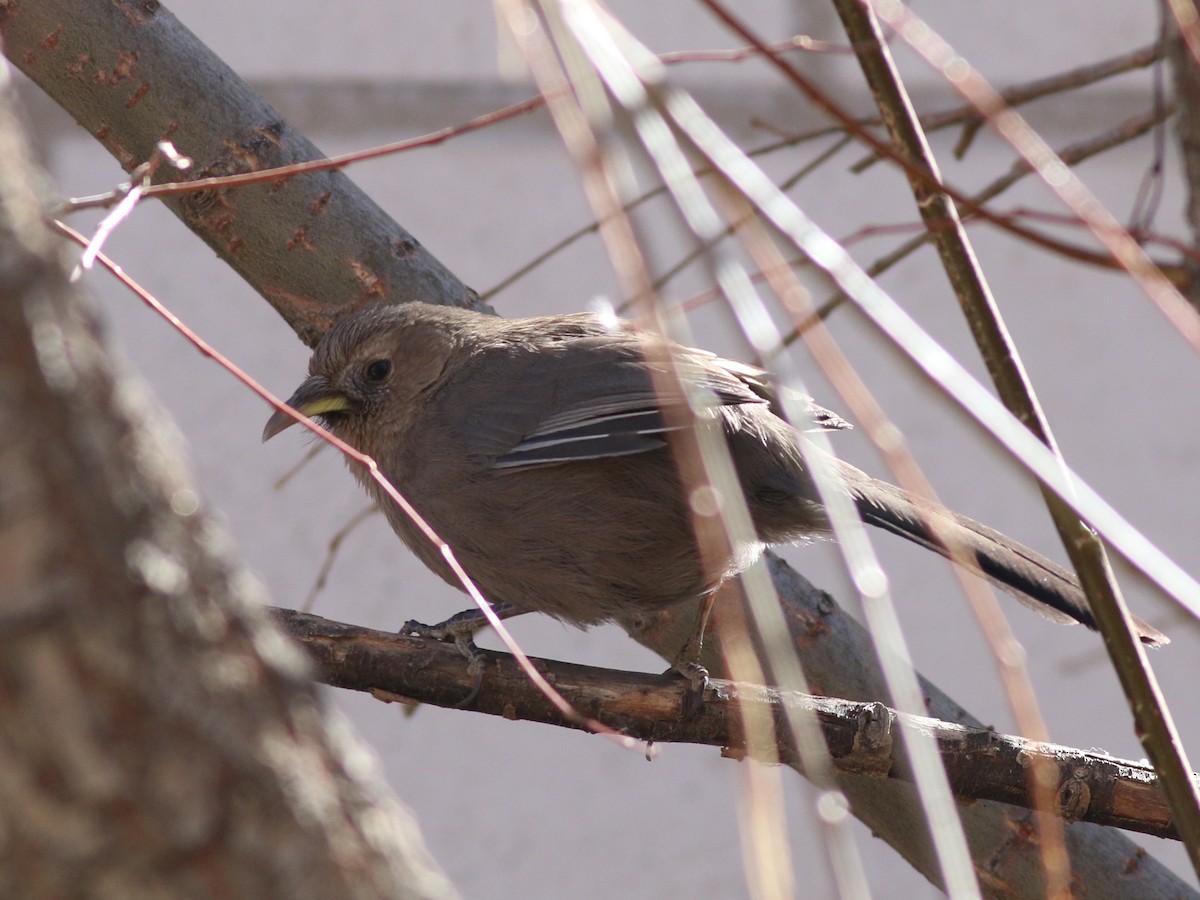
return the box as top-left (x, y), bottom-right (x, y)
top-left (790, 104), bottom-right (1179, 338)
top-left (303, 505), bottom-right (378, 612)
top-left (1168, 1), bottom-right (1200, 303)
top-left (854, 41), bottom-right (1163, 168)
top-left (1129, 15), bottom-right (1170, 234)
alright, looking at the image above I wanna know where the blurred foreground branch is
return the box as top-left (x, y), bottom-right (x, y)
top-left (0, 55), bottom-right (455, 897)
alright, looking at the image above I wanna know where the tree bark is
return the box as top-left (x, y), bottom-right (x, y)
top-left (0, 54), bottom-right (456, 899)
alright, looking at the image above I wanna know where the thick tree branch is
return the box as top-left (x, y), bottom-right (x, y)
top-left (0, 0), bottom-right (479, 346)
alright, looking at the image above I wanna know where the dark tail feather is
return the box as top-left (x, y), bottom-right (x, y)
top-left (848, 472), bottom-right (1168, 647)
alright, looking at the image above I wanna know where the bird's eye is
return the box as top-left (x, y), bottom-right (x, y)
top-left (364, 359), bottom-right (391, 382)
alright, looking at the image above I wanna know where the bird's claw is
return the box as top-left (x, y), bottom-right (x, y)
top-left (402, 610), bottom-right (488, 661)
top-left (673, 661), bottom-right (709, 720)
top-left (402, 613), bottom-right (489, 707)
top-left (455, 651), bottom-right (488, 708)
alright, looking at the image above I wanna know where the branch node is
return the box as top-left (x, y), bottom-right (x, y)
top-left (849, 701), bottom-right (894, 775)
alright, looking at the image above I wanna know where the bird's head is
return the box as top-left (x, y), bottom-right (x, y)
top-left (262, 303), bottom-right (467, 450)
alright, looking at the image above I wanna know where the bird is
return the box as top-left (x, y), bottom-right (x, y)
top-left (262, 301), bottom-right (1167, 681)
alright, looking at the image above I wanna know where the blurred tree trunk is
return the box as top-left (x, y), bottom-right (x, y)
top-left (0, 58), bottom-right (456, 900)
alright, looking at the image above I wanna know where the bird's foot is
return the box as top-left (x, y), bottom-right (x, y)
top-left (402, 604), bottom-right (522, 708)
top-left (402, 610), bottom-right (490, 708)
top-left (667, 594), bottom-right (715, 720)
top-left (402, 608), bottom-right (491, 661)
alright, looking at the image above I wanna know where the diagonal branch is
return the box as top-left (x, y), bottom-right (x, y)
top-left (0, 0), bottom-right (479, 346)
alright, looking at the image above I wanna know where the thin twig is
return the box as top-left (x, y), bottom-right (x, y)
top-left (1128, 14), bottom-right (1170, 233)
top-left (852, 41), bottom-right (1163, 169)
top-left (789, 103), bottom-right (1179, 339)
top-left (303, 505), bottom-right (377, 613)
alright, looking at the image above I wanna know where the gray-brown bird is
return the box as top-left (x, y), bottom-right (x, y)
top-left (263, 302), bottom-right (1167, 669)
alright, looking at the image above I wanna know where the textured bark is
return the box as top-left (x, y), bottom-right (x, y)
top-left (0, 0), bottom-right (480, 346)
top-left (0, 61), bottom-right (456, 899)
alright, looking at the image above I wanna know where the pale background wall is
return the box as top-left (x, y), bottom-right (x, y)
top-left (17, 1), bottom-right (1199, 896)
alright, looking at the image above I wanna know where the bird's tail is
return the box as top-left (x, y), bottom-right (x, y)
top-left (845, 467), bottom-right (1168, 647)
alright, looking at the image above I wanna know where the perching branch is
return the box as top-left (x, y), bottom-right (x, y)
top-left (276, 606), bottom-right (1181, 842)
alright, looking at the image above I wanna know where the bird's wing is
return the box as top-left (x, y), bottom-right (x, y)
top-left (710, 354), bottom-right (850, 433)
top-left (443, 323), bottom-right (848, 471)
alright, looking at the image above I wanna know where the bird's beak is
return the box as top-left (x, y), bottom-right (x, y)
top-left (262, 375), bottom-right (353, 442)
